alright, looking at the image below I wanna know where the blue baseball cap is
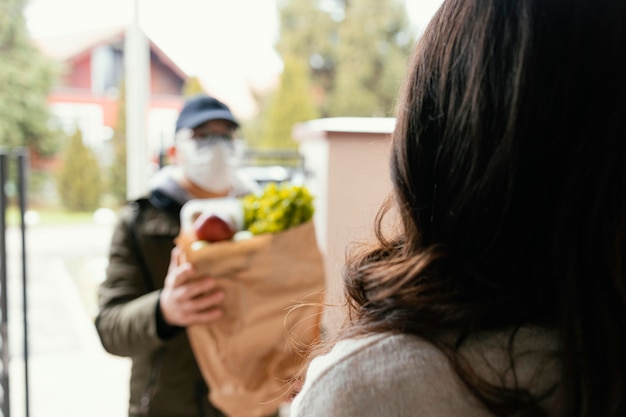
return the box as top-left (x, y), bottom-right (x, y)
top-left (175, 94), bottom-right (239, 132)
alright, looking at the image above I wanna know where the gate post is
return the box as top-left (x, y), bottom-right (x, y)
top-left (0, 147), bottom-right (31, 417)
top-left (0, 150), bottom-right (9, 417)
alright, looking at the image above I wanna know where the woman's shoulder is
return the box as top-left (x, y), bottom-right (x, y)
top-left (291, 328), bottom-right (559, 417)
top-left (319, 332), bottom-right (444, 374)
top-left (309, 333), bottom-right (455, 388)
top-left (291, 333), bottom-right (484, 417)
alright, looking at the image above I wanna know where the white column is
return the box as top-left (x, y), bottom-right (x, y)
top-left (125, 0), bottom-right (150, 200)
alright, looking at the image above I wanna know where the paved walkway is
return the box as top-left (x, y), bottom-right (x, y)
top-left (5, 220), bottom-right (131, 417)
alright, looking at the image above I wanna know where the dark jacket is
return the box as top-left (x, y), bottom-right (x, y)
top-left (95, 194), bottom-right (227, 417)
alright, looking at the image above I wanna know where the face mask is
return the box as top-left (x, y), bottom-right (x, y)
top-left (176, 135), bottom-right (237, 193)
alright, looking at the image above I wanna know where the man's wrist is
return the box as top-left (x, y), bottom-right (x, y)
top-left (155, 295), bottom-right (185, 340)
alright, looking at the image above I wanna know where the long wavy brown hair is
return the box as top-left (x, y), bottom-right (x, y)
top-left (333, 0), bottom-right (626, 416)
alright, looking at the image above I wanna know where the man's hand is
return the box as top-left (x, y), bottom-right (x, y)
top-left (159, 247), bottom-right (225, 327)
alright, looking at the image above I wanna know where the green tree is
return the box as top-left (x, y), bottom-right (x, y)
top-left (276, 0), bottom-right (414, 117)
top-left (56, 129), bottom-right (103, 211)
top-left (276, 0), bottom-right (337, 112)
top-left (255, 56), bottom-right (318, 150)
top-left (326, 0), bottom-right (412, 116)
top-left (0, 0), bottom-right (59, 155)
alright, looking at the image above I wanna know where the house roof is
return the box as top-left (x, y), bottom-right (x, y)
top-left (34, 25), bottom-right (187, 81)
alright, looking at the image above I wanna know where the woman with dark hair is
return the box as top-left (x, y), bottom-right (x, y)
top-left (289, 0), bottom-right (626, 416)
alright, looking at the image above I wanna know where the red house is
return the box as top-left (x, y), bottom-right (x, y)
top-left (35, 25), bottom-right (187, 166)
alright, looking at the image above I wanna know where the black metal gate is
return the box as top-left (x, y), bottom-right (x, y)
top-left (0, 148), bottom-right (31, 417)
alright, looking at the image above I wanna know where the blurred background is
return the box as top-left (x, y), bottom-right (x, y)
top-left (0, 0), bottom-right (443, 416)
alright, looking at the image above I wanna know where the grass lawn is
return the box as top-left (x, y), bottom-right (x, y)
top-left (4, 206), bottom-right (111, 226)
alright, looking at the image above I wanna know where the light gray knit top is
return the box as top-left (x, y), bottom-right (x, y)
top-left (290, 329), bottom-right (559, 417)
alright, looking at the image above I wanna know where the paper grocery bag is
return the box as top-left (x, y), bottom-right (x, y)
top-left (176, 221), bottom-right (325, 417)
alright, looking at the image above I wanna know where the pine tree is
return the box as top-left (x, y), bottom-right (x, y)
top-left (0, 0), bottom-right (59, 154)
top-left (56, 129), bottom-right (103, 211)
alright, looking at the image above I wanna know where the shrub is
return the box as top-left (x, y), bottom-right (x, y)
top-left (56, 129), bottom-right (103, 211)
